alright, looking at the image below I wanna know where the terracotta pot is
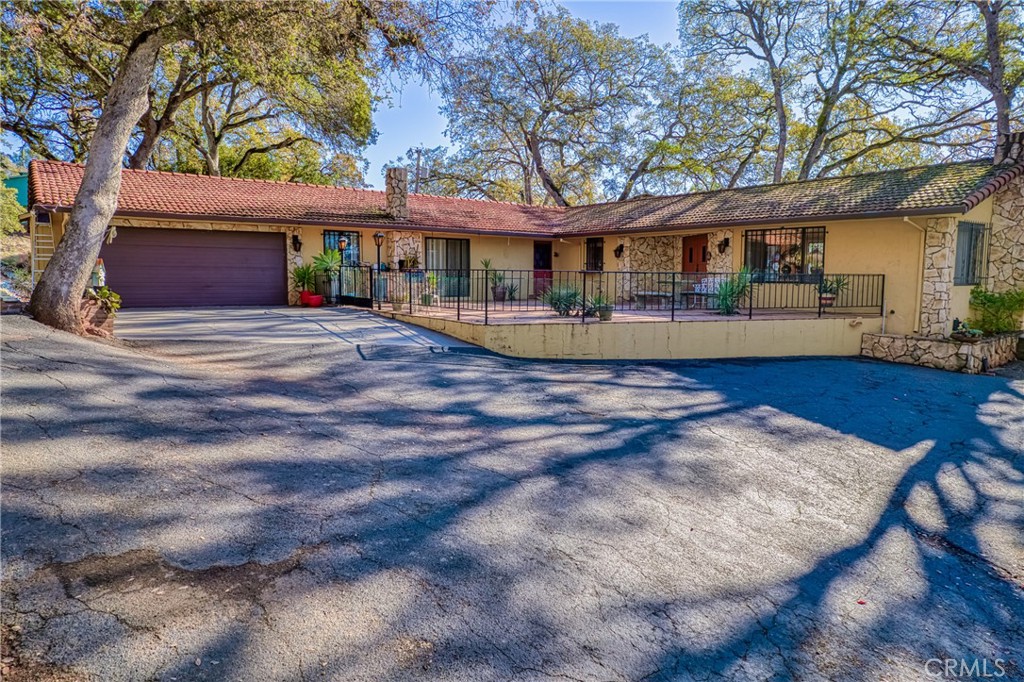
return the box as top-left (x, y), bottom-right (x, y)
top-left (306, 294), bottom-right (324, 308)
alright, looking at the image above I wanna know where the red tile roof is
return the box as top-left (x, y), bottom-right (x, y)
top-left (29, 158), bottom-right (1022, 237)
top-left (28, 160), bottom-right (562, 236)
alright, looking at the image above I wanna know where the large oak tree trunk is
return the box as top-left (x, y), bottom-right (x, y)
top-left (28, 30), bottom-right (165, 333)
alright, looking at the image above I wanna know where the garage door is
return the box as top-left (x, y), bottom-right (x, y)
top-left (99, 227), bottom-right (287, 308)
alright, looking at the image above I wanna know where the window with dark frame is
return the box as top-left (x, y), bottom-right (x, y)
top-left (954, 221), bottom-right (986, 286)
top-left (323, 230), bottom-right (360, 264)
top-left (743, 227), bottom-right (825, 280)
top-left (585, 238), bottom-right (604, 271)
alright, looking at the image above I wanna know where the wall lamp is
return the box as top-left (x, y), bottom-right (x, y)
top-left (613, 244), bottom-right (625, 259)
top-left (291, 234), bottom-right (302, 252)
top-left (717, 237), bottom-right (731, 255)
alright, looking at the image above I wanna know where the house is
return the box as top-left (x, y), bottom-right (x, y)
top-left (26, 133), bottom-right (1024, 367)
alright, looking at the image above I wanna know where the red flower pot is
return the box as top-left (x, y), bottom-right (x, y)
top-left (306, 294), bottom-right (324, 308)
top-left (299, 290), bottom-right (313, 305)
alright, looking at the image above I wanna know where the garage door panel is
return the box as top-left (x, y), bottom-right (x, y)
top-left (100, 227), bottom-right (287, 308)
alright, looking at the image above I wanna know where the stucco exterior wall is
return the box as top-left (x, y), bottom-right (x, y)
top-left (385, 311), bottom-right (881, 360)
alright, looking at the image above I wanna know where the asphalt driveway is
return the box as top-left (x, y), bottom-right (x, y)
top-left (115, 306), bottom-right (469, 347)
top-left (1, 315), bottom-right (1022, 681)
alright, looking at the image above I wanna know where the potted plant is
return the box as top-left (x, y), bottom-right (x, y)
top-left (391, 291), bottom-right (408, 312)
top-left (291, 264), bottom-right (317, 305)
top-left (421, 272), bottom-right (438, 306)
top-left (587, 293), bottom-right (614, 321)
top-left (950, 318), bottom-right (984, 342)
top-left (818, 275), bottom-right (849, 307)
top-left (480, 259), bottom-right (508, 302)
top-left (313, 249), bottom-right (342, 303)
top-left (306, 293), bottom-right (324, 307)
top-left (81, 286), bottom-right (121, 334)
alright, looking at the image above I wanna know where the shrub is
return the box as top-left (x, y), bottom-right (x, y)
top-left (541, 284), bottom-right (582, 316)
top-left (717, 269), bottom-right (751, 315)
top-left (968, 286), bottom-right (1024, 334)
top-left (291, 264), bottom-right (316, 291)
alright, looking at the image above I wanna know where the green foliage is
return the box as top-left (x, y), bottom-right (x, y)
top-left (968, 286), bottom-right (1024, 335)
top-left (1, 185), bottom-right (25, 237)
top-left (291, 264), bottom-right (316, 292)
top-left (313, 249), bottom-right (342, 277)
top-left (818, 275), bottom-right (850, 296)
top-left (951, 318), bottom-right (983, 339)
top-left (86, 286), bottom-right (122, 316)
top-left (541, 284), bottom-right (583, 317)
top-left (506, 282), bottom-right (519, 301)
top-left (716, 269), bottom-right (751, 316)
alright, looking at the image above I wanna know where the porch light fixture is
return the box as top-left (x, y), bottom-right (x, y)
top-left (373, 231), bottom-right (385, 248)
top-left (613, 244), bottom-right (625, 259)
top-left (291, 234), bottom-right (302, 252)
top-left (717, 237), bottom-right (730, 255)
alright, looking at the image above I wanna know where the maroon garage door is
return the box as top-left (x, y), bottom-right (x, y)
top-left (99, 227), bottom-right (287, 308)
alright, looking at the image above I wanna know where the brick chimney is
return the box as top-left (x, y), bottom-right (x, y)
top-left (385, 167), bottom-right (409, 220)
top-left (994, 131), bottom-right (1024, 164)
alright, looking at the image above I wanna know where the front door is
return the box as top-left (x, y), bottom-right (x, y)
top-left (533, 241), bottom-right (553, 296)
top-left (682, 234), bottom-right (709, 273)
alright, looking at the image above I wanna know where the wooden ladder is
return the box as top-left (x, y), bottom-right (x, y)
top-left (33, 220), bottom-right (56, 282)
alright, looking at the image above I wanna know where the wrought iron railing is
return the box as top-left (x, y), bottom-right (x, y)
top-left (335, 266), bottom-right (885, 324)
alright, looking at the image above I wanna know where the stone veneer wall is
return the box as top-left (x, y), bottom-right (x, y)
top-left (387, 230), bottom-right (422, 267)
top-left (627, 236), bottom-right (678, 272)
top-left (861, 332), bottom-right (1019, 374)
top-left (920, 217), bottom-right (956, 337)
top-left (109, 217), bottom-right (304, 303)
top-left (706, 230), bottom-right (732, 273)
top-left (989, 173), bottom-right (1024, 294)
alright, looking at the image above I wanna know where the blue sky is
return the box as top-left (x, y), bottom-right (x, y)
top-left (363, 1), bottom-right (681, 188)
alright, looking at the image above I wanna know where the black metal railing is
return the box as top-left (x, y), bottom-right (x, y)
top-left (346, 267), bottom-right (884, 324)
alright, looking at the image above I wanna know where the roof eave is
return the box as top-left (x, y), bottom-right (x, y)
top-left (555, 205), bottom-right (969, 237)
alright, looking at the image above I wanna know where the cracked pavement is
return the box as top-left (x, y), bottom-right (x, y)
top-left (1, 314), bottom-right (1022, 680)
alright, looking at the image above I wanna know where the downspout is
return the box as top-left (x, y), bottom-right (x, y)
top-left (903, 216), bottom-right (927, 335)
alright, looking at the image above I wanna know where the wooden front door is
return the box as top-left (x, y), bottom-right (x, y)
top-left (682, 234), bottom-right (709, 273)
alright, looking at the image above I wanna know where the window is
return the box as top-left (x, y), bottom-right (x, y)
top-left (743, 227), bottom-right (825, 280)
top-left (323, 230), bottom-right (360, 264)
top-left (954, 221), bottom-right (986, 286)
top-left (424, 237), bottom-right (470, 296)
top-left (585, 238), bottom-right (604, 271)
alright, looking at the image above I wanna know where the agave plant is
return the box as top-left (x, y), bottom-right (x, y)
top-left (717, 269), bottom-right (751, 316)
top-left (542, 284), bottom-right (582, 317)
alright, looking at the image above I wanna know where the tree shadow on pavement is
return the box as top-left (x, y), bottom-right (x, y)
top-left (2, 322), bottom-right (1022, 680)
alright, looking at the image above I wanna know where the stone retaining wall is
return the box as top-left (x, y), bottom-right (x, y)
top-left (861, 332), bottom-right (1020, 374)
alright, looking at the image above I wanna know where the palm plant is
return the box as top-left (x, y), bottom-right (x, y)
top-left (291, 264), bottom-right (316, 292)
top-left (313, 249), bottom-right (343, 303)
